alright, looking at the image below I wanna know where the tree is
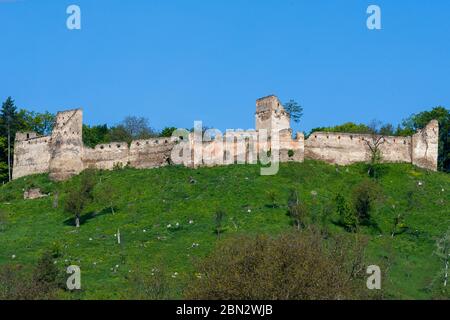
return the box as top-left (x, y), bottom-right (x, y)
top-left (379, 123), bottom-right (395, 136)
top-left (352, 180), bottom-right (378, 225)
top-left (82, 124), bottom-right (110, 148)
top-left (309, 122), bottom-right (371, 137)
top-left (214, 209), bottom-right (226, 238)
top-left (287, 190), bottom-right (308, 230)
top-left (283, 99), bottom-right (303, 124)
top-left (18, 110), bottom-right (55, 136)
top-left (335, 193), bottom-right (357, 232)
top-left (64, 169), bottom-right (97, 227)
top-left (185, 230), bottom-right (369, 299)
top-left (97, 181), bottom-right (118, 214)
top-left (402, 106), bottom-right (450, 172)
top-left (121, 116), bottom-right (157, 140)
top-left (161, 127), bottom-right (177, 138)
top-left (0, 97), bottom-right (18, 182)
top-left (0, 137), bottom-right (8, 183)
top-left (434, 229), bottom-right (449, 288)
top-left (65, 190), bottom-right (86, 228)
top-left (365, 120), bottom-right (385, 178)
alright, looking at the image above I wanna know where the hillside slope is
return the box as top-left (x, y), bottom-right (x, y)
top-left (0, 161), bottom-right (449, 299)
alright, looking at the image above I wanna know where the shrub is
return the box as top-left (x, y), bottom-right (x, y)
top-left (0, 250), bottom-right (62, 300)
top-left (335, 193), bottom-right (358, 232)
top-left (214, 209), bottom-right (226, 238)
top-left (125, 268), bottom-right (172, 300)
top-left (266, 190), bottom-right (278, 208)
top-left (287, 190), bottom-right (308, 230)
top-left (288, 149), bottom-right (295, 158)
top-left (352, 180), bottom-right (379, 225)
top-left (0, 209), bottom-right (8, 232)
top-left (64, 169), bottom-right (97, 227)
top-left (185, 230), bottom-right (368, 300)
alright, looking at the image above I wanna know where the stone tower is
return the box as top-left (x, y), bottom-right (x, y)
top-left (49, 109), bottom-right (84, 181)
top-left (255, 95), bottom-right (291, 134)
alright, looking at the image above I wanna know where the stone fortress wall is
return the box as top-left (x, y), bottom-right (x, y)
top-left (12, 95), bottom-right (439, 181)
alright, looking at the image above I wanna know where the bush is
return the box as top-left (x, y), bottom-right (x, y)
top-left (0, 209), bottom-right (8, 232)
top-left (287, 190), bottom-right (308, 230)
top-left (288, 149), bottom-right (295, 158)
top-left (185, 230), bottom-right (368, 300)
top-left (125, 268), bottom-right (172, 300)
top-left (335, 193), bottom-right (358, 232)
top-left (266, 190), bottom-right (278, 208)
top-left (214, 209), bottom-right (226, 238)
top-left (64, 169), bottom-right (97, 227)
top-left (352, 180), bottom-right (379, 225)
top-left (0, 250), bottom-right (62, 300)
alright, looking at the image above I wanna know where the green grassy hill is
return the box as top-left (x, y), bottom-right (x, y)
top-left (0, 161), bottom-right (449, 299)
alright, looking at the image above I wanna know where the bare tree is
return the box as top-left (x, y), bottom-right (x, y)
top-left (364, 120), bottom-right (385, 178)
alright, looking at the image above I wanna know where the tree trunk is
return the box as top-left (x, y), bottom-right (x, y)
top-left (7, 124), bottom-right (11, 182)
top-left (53, 192), bottom-right (59, 209)
top-left (445, 258), bottom-right (448, 287)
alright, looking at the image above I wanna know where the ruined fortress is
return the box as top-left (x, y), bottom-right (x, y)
top-left (13, 95), bottom-right (439, 181)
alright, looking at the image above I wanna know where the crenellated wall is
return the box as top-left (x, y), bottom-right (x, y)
top-left (305, 132), bottom-right (412, 165)
top-left (12, 96), bottom-right (440, 181)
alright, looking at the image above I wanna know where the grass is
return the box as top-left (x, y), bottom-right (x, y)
top-left (0, 160), bottom-right (449, 299)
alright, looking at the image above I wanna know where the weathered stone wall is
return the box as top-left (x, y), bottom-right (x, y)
top-left (83, 142), bottom-right (130, 170)
top-left (256, 95), bottom-right (290, 134)
top-left (13, 135), bottom-right (51, 179)
top-left (12, 96), bottom-right (440, 181)
top-left (48, 109), bottom-right (84, 181)
top-left (304, 125), bottom-right (438, 171)
top-left (412, 120), bottom-right (439, 171)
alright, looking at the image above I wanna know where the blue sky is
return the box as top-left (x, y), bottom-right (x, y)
top-left (1, 0), bottom-right (449, 133)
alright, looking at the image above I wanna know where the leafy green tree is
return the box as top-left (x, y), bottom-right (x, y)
top-left (352, 180), bottom-right (378, 225)
top-left (402, 106), bottom-right (450, 172)
top-left (18, 110), bottom-right (55, 136)
top-left (335, 193), bottom-right (357, 232)
top-left (64, 169), bottom-right (97, 227)
top-left (309, 122), bottom-right (371, 137)
top-left (82, 124), bottom-right (110, 148)
top-left (0, 97), bottom-right (18, 182)
top-left (379, 123), bottom-right (395, 136)
top-left (284, 99), bottom-right (303, 124)
top-left (0, 137), bottom-right (7, 183)
top-left (161, 127), bottom-right (177, 138)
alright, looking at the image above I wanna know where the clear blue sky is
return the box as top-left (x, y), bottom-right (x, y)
top-left (1, 0), bottom-right (449, 133)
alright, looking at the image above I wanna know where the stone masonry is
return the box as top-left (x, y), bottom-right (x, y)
top-left (12, 95), bottom-right (439, 181)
